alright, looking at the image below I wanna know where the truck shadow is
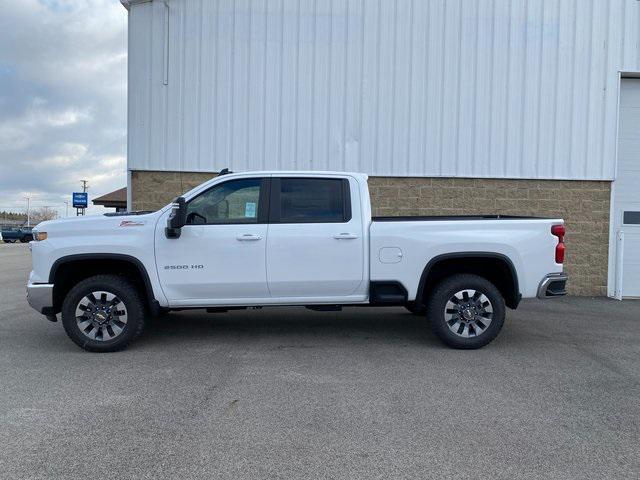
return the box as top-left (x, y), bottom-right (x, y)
top-left (136, 307), bottom-right (441, 348)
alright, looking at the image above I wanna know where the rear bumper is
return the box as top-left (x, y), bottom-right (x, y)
top-left (537, 273), bottom-right (568, 299)
top-left (26, 282), bottom-right (54, 314)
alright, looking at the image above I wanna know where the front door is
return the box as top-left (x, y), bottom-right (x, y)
top-left (266, 176), bottom-right (365, 299)
top-left (155, 177), bottom-right (270, 305)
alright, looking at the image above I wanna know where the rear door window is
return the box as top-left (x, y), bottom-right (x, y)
top-left (271, 178), bottom-right (351, 223)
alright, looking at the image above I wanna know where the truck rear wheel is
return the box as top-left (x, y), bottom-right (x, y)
top-left (61, 275), bottom-right (146, 352)
top-left (427, 274), bottom-right (505, 349)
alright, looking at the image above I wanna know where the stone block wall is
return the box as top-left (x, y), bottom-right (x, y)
top-left (131, 171), bottom-right (611, 296)
top-left (369, 177), bottom-right (611, 296)
top-left (131, 171), bottom-right (215, 212)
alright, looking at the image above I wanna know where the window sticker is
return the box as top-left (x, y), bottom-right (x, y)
top-left (245, 202), bottom-right (257, 218)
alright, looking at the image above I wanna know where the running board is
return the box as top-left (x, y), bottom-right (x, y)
top-left (305, 305), bottom-right (343, 312)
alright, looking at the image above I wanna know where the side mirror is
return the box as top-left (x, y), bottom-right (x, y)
top-left (165, 197), bottom-right (187, 239)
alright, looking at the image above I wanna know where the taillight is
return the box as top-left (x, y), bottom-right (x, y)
top-left (551, 224), bottom-right (565, 264)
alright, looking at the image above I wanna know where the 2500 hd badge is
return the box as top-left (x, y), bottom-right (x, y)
top-left (164, 264), bottom-right (204, 270)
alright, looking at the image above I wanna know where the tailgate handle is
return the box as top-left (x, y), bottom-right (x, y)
top-left (236, 234), bottom-right (262, 241)
top-left (333, 233), bottom-right (359, 240)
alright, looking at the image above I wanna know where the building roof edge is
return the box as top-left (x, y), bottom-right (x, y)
top-left (120, 0), bottom-right (153, 11)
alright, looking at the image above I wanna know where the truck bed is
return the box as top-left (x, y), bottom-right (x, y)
top-left (372, 215), bottom-right (545, 222)
top-left (369, 214), bottom-right (563, 300)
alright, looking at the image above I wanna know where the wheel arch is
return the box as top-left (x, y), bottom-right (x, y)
top-left (416, 252), bottom-right (521, 309)
top-left (49, 254), bottom-right (158, 315)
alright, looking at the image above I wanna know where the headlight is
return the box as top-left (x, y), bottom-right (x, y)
top-left (33, 231), bottom-right (47, 241)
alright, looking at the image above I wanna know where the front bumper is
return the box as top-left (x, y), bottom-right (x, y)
top-left (537, 273), bottom-right (568, 299)
top-left (26, 282), bottom-right (54, 314)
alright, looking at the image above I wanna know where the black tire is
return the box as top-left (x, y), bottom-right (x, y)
top-left (427, 274), bottom-right (505, 349)
top-left (61, 274), bottom-right (146, 352)
top-left (405, 304), bottom-right (426, 316)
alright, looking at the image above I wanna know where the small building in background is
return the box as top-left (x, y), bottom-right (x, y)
top-left (92, 187), bottom-right (127, 213)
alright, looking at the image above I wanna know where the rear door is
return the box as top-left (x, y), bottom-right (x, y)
top-left (266, 176), bottom-right (365, 299)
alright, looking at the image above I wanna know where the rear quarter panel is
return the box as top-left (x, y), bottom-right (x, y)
top-left (369, 219), bottom-right (564, 300)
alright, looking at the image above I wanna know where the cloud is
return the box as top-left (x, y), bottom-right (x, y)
top-left (0, 99), bottom-right (93, 152)
top-left (0, 0), bottom-right (127, 217)
top-left (41, 142), bottom-right (89, 168)
top-left (24, 99), bottom-right (92, 128)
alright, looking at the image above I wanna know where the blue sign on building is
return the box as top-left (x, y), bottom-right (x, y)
top-left (72, 192), bottom-right (88, 209)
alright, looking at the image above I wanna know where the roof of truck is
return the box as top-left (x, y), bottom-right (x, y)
top-left (217, 170), bottom-right (368, 180)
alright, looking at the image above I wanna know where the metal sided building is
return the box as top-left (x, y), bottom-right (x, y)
top-left (121, 0), bottom-right (640, 298)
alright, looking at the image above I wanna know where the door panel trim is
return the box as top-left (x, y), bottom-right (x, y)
top-left (168, 294), bottom-right (368, 308)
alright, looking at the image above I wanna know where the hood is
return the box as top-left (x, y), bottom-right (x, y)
top-left (35, 211), bottom-right (163, 237)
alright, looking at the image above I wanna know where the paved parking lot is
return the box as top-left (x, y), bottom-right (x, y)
top-left (1, 242), bottom-right (639, 479)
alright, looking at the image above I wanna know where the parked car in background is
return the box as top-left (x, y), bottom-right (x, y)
top-left (27, 171), bottom-right (567, 352)
top-left (2, 227), bottom-right (33, 243)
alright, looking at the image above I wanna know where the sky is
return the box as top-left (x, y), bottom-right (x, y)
top-left (0, 0), bottom-right (127, 217)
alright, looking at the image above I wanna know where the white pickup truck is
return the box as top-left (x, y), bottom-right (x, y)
top-left (27, 171), bottom-right (567, 352)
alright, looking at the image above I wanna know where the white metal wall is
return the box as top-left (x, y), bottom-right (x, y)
top-left (127, 0), bottom-right (640, 179)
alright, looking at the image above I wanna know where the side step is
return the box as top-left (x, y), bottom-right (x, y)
top-left (369, 281), bottom-right (408, 305)
top-left (205, 307), bottom-right (250, 313)
top-left (305, 305), bottom-right (343, 312)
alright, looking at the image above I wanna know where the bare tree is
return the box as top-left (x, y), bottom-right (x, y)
top-left (0, 211), bottom-right (26, 221)
top-left (30, 207), bottom-right (58, 225)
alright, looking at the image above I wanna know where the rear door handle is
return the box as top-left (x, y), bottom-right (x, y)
top-left (236, 234), bottom-right (262, 241)
top-left (333, 233), bottom-right (359, 240)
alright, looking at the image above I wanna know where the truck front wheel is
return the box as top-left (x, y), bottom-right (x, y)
top-left (427, 274), bottom-right (505, 349)
top-left (61, 275), bottom-right (146, 352)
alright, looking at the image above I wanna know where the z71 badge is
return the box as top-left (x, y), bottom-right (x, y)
top-left (119, 220), bottom-right (146, 227)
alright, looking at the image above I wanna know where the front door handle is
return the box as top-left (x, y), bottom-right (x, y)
top-left (333, 233), bottom-right (359, 240)
top-left (236, 234), bottom-right (262, 241)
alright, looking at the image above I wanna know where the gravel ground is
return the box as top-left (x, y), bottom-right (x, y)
top-left (1, 242), bottom-right (639, 479)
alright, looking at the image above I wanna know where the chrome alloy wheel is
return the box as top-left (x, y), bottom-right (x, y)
top-left (75, 291), bottom-right (128, 341)
top-left (444, 289), bottom-right (493, 338)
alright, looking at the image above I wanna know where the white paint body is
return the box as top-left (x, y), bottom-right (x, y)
top-left (29, 172), bottom-right (564, 309)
